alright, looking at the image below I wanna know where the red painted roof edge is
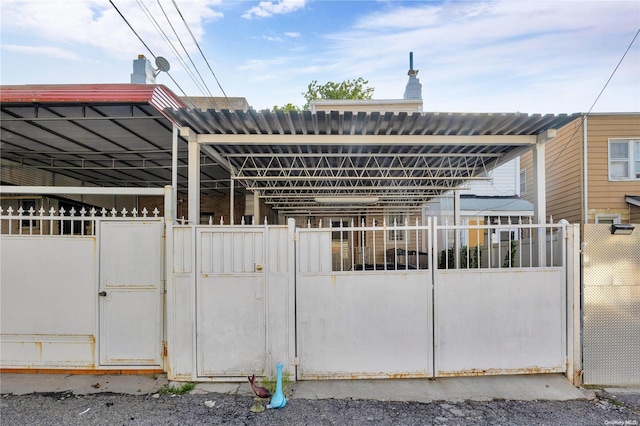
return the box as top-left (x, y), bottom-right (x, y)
top-left (0, 83), bottom-right (187, 110)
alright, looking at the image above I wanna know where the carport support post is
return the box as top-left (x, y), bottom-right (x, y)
top-left (253, 190), bottom-right (260, 224)
top-left (184, 127), bottom-right (200, 225)
top-left (533, 131), bottom-right (553, 267)
top-left (454, 190), bottom-right (461, 266)
top-left (230, 175), bottom-right (235, 225)
top-left (172, 125), bottom-right (178, 217)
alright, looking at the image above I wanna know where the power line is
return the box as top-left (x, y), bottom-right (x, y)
top-left (171, 0), bottom-right (235, 110)
top-left (154, 0), bottom-right (219, 110)
top-left (134, 0), bottom-right (209, 97)
top-left (109, 0), bottom-right (196, 105)
top-left (548, 27), bottom-right (640, 172)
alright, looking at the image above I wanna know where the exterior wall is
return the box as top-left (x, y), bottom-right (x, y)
top-left (520, 117), bottom-right (584, 224)
top-left (631, 205), bottom-right (640, 223)
top-left (466, 159), bottom-right (520, 196)
top-left (310, 99), bottom-right (423, 114)
top-left (585, 114), bottom-right (640, 223)
top-left (521, 114), bottom-right (640, 225)
top-left (0, 159), bottom-right (134, 209)
top-left (140, 193), bottom-right (246, 224)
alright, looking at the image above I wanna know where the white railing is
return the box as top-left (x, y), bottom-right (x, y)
top-left (0, 206), bottom-right (161, 236)
top-left (435, 216), bottom-right (566, 269)
top-left (300, 217), bottom-right (431, 272)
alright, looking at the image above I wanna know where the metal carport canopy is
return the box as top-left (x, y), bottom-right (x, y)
top-left (163, 107), bottom-right (579, 216)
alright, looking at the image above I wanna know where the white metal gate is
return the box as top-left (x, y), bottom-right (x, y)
top-left (296, 220), bottom-right (433, 379)
top-left (193, 224), bottom-right (294, 378)
top-left (0, 203), bottom-right (166, 371)
top-left (99, 220), bottom-right (164, 367)
top-left (295, 218), bottom-right (574, 379)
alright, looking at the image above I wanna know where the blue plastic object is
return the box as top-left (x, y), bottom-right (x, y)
top-left (267, 362), bottom-right (287, 409)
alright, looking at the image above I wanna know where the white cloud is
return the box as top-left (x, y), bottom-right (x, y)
top-left (2, 44), bottom-right (81, 61)
top-left (285, 32), bottom-right (301, 38)
top-left (309, 0), bottom-right (640, 112)
top-left (0, 0), bottom-right (223, 59)
top-left (242, 0), bottom-right (306, 19)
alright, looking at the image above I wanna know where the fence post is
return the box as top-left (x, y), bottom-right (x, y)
top-left (566, 223), bottom-right (582, 385)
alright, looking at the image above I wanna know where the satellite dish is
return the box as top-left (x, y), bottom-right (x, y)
top-left (154, 56), bottom-right (170, 76)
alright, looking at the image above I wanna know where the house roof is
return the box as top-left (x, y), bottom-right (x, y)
top-left (460, 196), bottom-right (534, 216)
top-left (1, 83), bottom-right (581, 215)
top-left (626, 195), bottom-right (640, 207)
top-left (1, 84), bottom-right (232, 196)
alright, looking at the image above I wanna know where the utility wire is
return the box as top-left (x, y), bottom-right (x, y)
top-left (135, 0), bottom-right (209, 98)
top-left (109, 0), bottom-right (195, 105)
top-left (548, 26), bottom-right (640, 171)
top-left (171, 0), bottom-right (235, 110)
top-left (155, 0), bottom-right (219, 110)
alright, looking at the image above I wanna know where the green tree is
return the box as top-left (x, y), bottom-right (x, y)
top-left (302, 77), bottom-right (374, 109)
top-left (272, 78), bottom-right (375, 111)
top-left (271, 103), bottom-right (301, 113)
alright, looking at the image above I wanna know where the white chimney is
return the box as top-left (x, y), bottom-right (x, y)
top-left (130, 54), bottom-right (156, 84)
top-left (403, 52), bottom-right (422, 100)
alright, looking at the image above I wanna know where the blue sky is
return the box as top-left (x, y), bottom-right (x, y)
top-left (1, 0), bottom-right (639, 113)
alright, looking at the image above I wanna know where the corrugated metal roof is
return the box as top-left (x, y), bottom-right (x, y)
top-left (0, 83), bottom-right (582, 216)
top-left (0, 84), bottom-right (187, 112)
top-left (164, 108), bottom-right (578, 137)
top-left (164, 108), bottom-right (579, 214)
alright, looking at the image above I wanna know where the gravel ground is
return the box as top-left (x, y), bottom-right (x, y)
top-left (2, 391), bottom-right (639, 426)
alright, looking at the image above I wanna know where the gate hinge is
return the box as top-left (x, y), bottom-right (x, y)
top-left (292, 357), bottom-right (300, 366)
top-left (162, 341), bottom-right (168, 357)
top-left (292, 233), bottom-right (297, 242)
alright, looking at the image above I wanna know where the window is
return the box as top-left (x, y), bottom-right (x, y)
top-left (387, 213), bottom-right (406, 241)
top-left (609, 139), bottom-right (640, 180)
top-left (520, 169), bottom-right (527, 194)
top-left (595, 214), bottom-right (621, 224)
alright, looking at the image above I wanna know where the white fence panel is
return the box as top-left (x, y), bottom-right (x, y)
top-left (297, 272), bottom-right (433, 379)
top-left (0, 210), bottom-right (164, 370)
top-left (0, 236), bottom-right (97, 368)
top-left (434, 269), bottom-right (566, 376)
top-left (296, 222), bottom-right (433, 379)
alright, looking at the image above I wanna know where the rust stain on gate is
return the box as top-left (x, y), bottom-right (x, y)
top-left (437, 366), bottom-right (562, 377)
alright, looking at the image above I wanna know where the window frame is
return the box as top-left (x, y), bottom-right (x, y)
top-left (608, 138), bottom-right (640, 181)
top-left (520, 168), bottom-right (527, 195)
top-left (387, 212), bottom-right (406, 242)
top-left (595, 213), bottom-right (621, 224)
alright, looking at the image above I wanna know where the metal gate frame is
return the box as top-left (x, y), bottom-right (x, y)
top-left (294, 218), bottom-right (581, 382)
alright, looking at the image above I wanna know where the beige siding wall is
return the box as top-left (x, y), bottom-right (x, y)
top-left (546, 118), bottom-right (584, 223)
top-left (520, 117), bottom-right (584, 223)
top-left (520, 114), bottom-right (640, 224)
top-left (585, 114), bottom-right (640, 223)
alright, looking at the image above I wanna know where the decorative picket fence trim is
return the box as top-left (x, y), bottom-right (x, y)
top-left (0, 206), bottom-right (161, 236)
